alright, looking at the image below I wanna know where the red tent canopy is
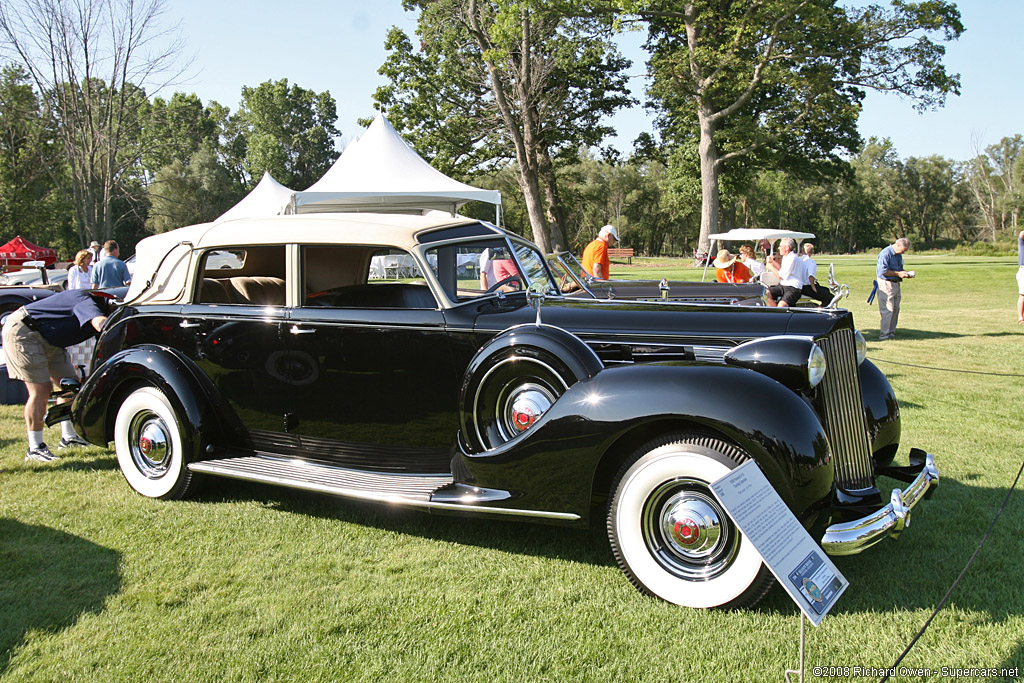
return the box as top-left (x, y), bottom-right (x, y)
top-left (0, 235), bottom-right (58, 268)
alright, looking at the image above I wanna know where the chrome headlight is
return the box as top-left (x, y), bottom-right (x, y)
top-left (853, 330), bottom-right (867, 365)
top-left (808, 344), bottom-right (827, 387)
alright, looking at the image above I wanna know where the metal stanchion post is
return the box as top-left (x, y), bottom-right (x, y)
top-left (785, 613), bottom-right (806, 683)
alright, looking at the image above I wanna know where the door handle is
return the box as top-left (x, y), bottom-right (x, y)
top-left (289, 325), bottom-right (316, 335)
top-left (179, 320), bottom-right (201, 328)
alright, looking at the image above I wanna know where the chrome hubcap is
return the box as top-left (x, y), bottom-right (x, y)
top-left (661, 494), bottom-right (723, 559)
top-left (499, 383), bottom-right (555, 441)
top-left (129, 410), bottom-right (171, 479)
top-left (642, 478), bottom-right (737, 580)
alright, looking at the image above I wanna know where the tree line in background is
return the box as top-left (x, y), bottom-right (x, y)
top-left (0, 0), bottom-right (1021, 261)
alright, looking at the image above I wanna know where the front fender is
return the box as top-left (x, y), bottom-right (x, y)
top-left (456, 362), bottom-right (834, 523)
top-left (859, 359), bottom-right (901, 468)
top-left (73, 344), bottom-right (231, 458)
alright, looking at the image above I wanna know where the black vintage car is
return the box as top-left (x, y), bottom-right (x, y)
top-left (50, 214), bottom-right (939, 609)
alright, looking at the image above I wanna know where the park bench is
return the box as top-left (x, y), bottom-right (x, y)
top-left (608, 247), bottom-right (634, 264)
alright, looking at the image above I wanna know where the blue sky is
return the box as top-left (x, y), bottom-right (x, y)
top-left (173, 1), bottom-right (1021, 162)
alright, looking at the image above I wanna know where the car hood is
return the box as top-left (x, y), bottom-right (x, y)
top-left (470, 295), bottom-right (851, 344)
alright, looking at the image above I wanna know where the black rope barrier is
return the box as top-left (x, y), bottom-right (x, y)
top-left (879, 456), bottom-right (1023, 683)
top-left (868, 357), bottom-right (1024, 378)
top-left (875, 356), bottom-right (1023, 682)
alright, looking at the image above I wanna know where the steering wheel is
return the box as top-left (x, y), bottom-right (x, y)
top-left (485, 276), bottom-right (522, 293)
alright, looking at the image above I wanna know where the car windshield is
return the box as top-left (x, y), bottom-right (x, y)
top-left (510, 240), bottom-right (558, 295)
top-left (425, 238), bottom-right (558, 303)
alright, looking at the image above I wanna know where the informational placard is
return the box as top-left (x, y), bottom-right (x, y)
top-left (710, 460), bottom-right (848, 626)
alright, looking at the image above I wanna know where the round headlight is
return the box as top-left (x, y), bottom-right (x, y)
top-left (808, 344), bottom-right (827, 387)
top-left (853, 330), bottom-right (867, 365)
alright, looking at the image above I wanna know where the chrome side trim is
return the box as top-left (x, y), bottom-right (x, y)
top-left (188, 455), bottom-right (580, 521)
top-left (821, 453), bottom-right (939, 556)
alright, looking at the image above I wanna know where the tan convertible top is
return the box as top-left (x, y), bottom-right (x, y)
top-left (125, 212), bottom-right (485, 304)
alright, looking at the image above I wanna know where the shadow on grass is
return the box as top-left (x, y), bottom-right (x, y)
top-left (865, 328), bottom-right (964, 341)
top-left (198, 478), bottom-right (615, 568)
top-left (50, 451), bottom-right (117, 472)
top-left (192, 473), bottom-right (1023, 638)
top-left (0, 518), bottom-right (121, 674)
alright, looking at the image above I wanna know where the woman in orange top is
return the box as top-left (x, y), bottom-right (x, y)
top-left (713, 249), bottom-right (751, 283)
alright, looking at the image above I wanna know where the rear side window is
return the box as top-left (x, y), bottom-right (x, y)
top-left (194, 246), bottom-right (286, 306)
top-left (301, 245), bottom-right (436, 309)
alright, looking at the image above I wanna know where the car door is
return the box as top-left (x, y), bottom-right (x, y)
top-left (176, 246), bottom-right (293, 449)
top-left (279, 245), bottom-right (459, 472)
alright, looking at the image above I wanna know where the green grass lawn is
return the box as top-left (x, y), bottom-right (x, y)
top-left (2, 254), bottom-right (1022, 682)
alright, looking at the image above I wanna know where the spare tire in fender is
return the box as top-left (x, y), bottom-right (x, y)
top-left (460, 324), bottom-right (604, 453)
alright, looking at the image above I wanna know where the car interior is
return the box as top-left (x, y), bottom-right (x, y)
top-left (194, 245), bottom-right (438, 309)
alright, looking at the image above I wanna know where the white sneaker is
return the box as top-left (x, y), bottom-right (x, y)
top-left (25, 444), bottom-right (59, 462)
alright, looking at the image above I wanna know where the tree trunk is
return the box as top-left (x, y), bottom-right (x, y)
top-left (697, 109), bottom-right (721, 255)
top-left (537, 145), bottom-right (568, 251)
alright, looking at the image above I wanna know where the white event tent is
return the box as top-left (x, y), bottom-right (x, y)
top-left (216, 171), bottom-right (294, 222)
top-left (287, 112), bottom-right (501, 218)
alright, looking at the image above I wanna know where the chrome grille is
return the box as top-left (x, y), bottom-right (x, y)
top-left (817, 329), bottom-right (874, 489)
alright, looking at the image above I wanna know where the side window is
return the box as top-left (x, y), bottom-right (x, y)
top-left (194, 246), bottom-right (286, 306)
top-left (302, 245), bottom-right (436, 309)
top-left (425, 240), bottom-right (518, 302)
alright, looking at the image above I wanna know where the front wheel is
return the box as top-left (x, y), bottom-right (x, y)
top-left (115, 386), bottom-right (195, 499)
top-left (607, 433), bottom-right (774, 609)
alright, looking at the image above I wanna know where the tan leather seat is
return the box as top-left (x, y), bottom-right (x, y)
top-left (200, 277), bottom-right (285, 305)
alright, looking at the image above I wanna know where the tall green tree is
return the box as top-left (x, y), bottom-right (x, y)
top-left (0, 0), bottom-right (189, 245)
top-left (0, 64), bottom-right (76, 254)
top-left (143, 92), bottom-right (222, 173)
top-left (230, 79), bottom-right (340, 191)
top-left (374, 0), bottom-right (632, 253)
top-left (964, 135), bottom-right (1022, 239)
top-left (146, 146), bottom-right (238, 233)
top-left (615, 0), bottom-right (963, 253)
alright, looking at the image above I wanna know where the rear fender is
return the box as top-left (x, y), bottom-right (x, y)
top-left (456, 362), bottom-right (835, 522)
top-left (72, 344), bottom-right (232, 458)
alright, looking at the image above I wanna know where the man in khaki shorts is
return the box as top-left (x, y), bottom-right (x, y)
top-left (3, 289), bottom-right (111, 461)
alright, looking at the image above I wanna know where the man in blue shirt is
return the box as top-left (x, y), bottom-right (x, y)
top-left (91, 240), bottom-right (131, 288)
top-left (1016, 230), bottom-right (1024, 325)
top-left (2, 290), bottom-right (113, 461)
top-left (875, 237), bottom-right (913, 340)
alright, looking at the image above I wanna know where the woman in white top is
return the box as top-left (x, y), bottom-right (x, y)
top-left (738, 244), bottom-right (766, 277)
top-left (67, 249), bottom-right (94, 290)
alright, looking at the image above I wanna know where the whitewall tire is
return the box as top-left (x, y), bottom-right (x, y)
top-left (608, 433), bottom-right (774, 609)
top-left (115, 386), bottom-right (194, 499)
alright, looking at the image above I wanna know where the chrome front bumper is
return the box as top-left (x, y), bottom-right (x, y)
top-left (821, 451), bottom-right (939, 556)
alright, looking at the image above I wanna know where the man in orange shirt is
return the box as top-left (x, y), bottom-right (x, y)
top-left (581, 224), bottom-right (619, 280)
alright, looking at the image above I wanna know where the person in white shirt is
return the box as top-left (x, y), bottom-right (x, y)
top-left (479, 248), bottom-right (496, 290)
top-left (800, 243), bottom-right (832, 305)
top-left (67, 249), bottom-right (94, 290)
top-left (766, 238), bottom-right (804, 307)
top-left (738, 244), bottom-right (765, 277)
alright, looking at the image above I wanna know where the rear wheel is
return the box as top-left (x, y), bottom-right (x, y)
top-left (115, 387), bottom-right (195, 499)
top-left (607, 432), bottom-right (774, 609)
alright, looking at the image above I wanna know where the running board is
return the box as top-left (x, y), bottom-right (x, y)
top-left (188, 455), bottom-right (579, 521)
top-left (189, 455), bottom-right (451, 503)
